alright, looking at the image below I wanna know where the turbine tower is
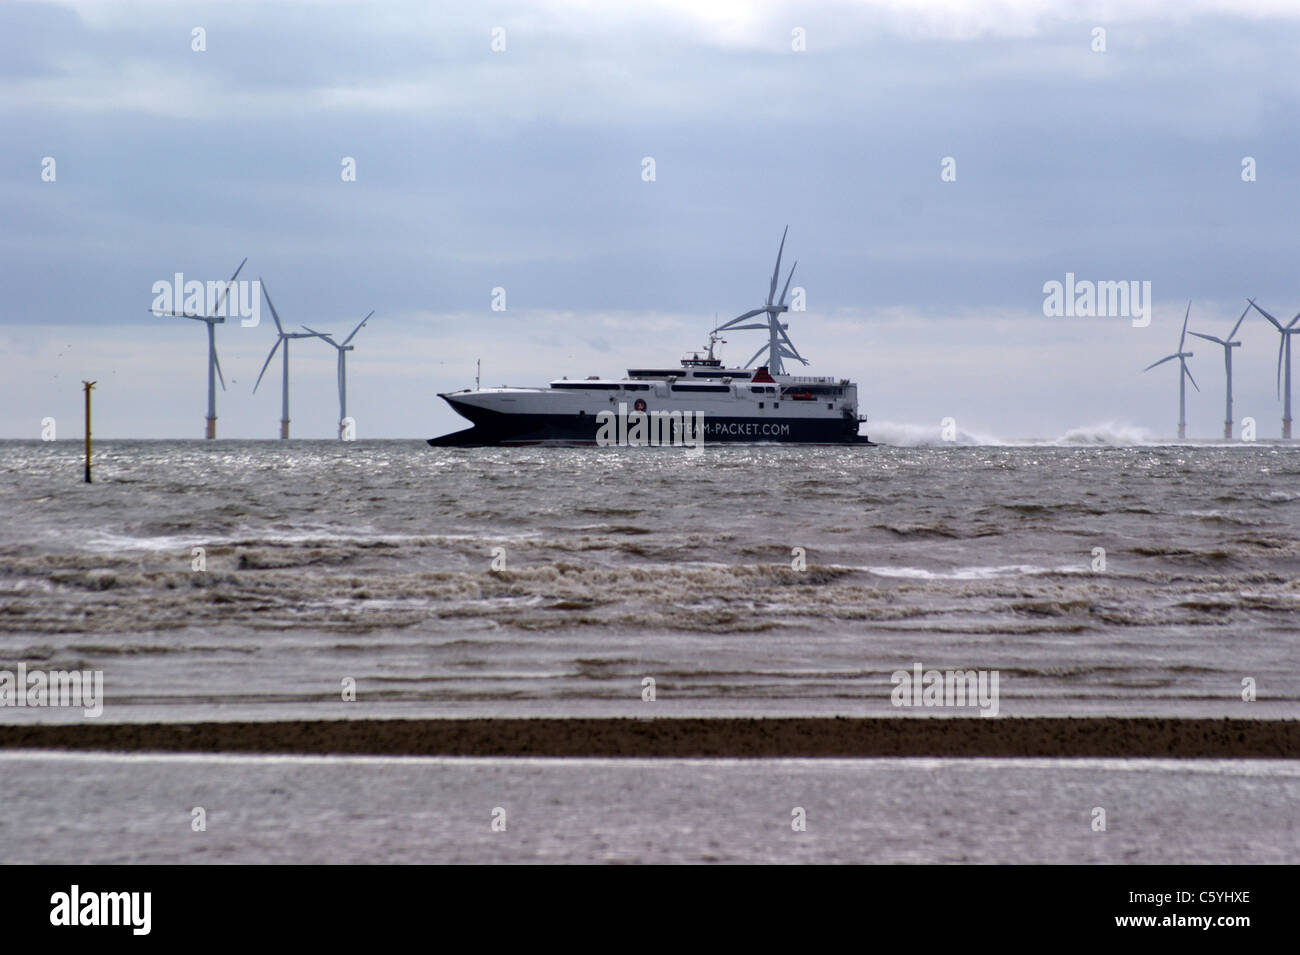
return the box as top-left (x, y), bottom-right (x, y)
top-left (1144, 301), bottom-right (1199, 440)
top-left (150, 257), bottom-right (246, 439)
top-left (714, 226), bottom-right (808, 375)
top-left (1247, 299), bottom-right (1300, 439)
top-left (1188, 304), bottom-right (1249, 440)
top-left (253, 280), bottom-right (317, 439)
top-left (303, 312), bottom-right (374, 439)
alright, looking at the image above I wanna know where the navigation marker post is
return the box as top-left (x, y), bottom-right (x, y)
top-left (82, 380), bottom-right (95, 483)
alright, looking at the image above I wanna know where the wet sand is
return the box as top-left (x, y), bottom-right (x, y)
top-left (1, 717), bottom-right (1297, 758)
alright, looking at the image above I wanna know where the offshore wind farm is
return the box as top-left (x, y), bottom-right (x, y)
top-left (149, 260), bottom-right (376, 441)
top-left (126, 236), bottom-right (1300, 447)
top-left (139, 256), bottom-right (1300, 446)
top-left (1140, 297), bottom-right (1300, 442)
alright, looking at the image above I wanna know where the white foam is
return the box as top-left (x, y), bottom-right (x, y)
top-left (1050, 421), bottom-right (1151, 445)
top-left (861, 563), bottom-right (1053, 580)
top-left (867, 421), bottom-right (1016, 447)
top-left (83, 528), bottom-right (546, 553)
top-left (868, 419), bottom-right (1185, 447)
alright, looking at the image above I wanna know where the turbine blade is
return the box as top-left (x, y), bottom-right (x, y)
top-left (1250, 298), bottom-right (1285, 331)
top-left (342, 310), bottom-right (373, 346)
top-left (1144, 354), bottom-right (1178, 371)
top-left (1188, 332), bottom-right (1225, 346)
top-left (155, 311), bottom-right (223, 325)
top-left (1178, 301), bottom-right (1191, 351)
top-left (1228, 304), bottom-right (1250, 341)
top-left (212, 257), bottom-right (247, 316)
top-left (1183, 361), bottom-right (1199, 392)
top-left (776, 324), bottom-right (807, 364)
top-left (777, 342), bottom-right (809, 365)
top-left (767, 226), bottom-right (788, 307)
top-left (253, 338), bottom-right (282, 393)
top-left (213, 345), bottom-right (226, 392)
top-left (778, 261), bottom-right (797, 307)
top-left (744, 343), bottom-right (768, 369)
top-left (260, 279), bottom-right (285, 335)
top-left (725, 323), bottom-right (770, 331)
top-left (718, 309), bottom-right (765, 328)
top-left (302, 325), bottom-right (338, 346)
top-left (1289, 311), bottom-right (1300, 330)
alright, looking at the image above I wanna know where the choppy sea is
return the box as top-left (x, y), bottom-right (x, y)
top-left (1, 439), bottom-right (1297, 722)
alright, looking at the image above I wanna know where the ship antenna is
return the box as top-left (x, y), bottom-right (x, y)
top-left (706, 316), bottom-right (726, 363)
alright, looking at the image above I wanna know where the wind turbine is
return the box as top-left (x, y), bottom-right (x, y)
top-left (150, 257), bottom-right (246, 439)
top-left (1247, 299), bottom-right (1300, 439)
top-left (1144, 301), bottom-right (1199, 440)
top-left (303, 312), bottom-right (374, 439)
top-left (253, 280), bottom-right (317, 439)
top-left (1188, 305), bottom-right (1249, 440)
top-left (713, 226), bottom-right (807, 375)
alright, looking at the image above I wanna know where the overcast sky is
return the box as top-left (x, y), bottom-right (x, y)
top-left (3, 0), bottom-right (1299, 440)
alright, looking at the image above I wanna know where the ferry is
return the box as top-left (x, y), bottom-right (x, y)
top-left (428, 229), bottom-right (873, 447)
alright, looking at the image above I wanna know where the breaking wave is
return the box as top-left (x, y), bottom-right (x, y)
top-left (1051, 422), bottom-right (1151, 445)
top-left (870, 420), bottom-right (1155, 447)
top-left (867, 421), bottom-right (1014, 447)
